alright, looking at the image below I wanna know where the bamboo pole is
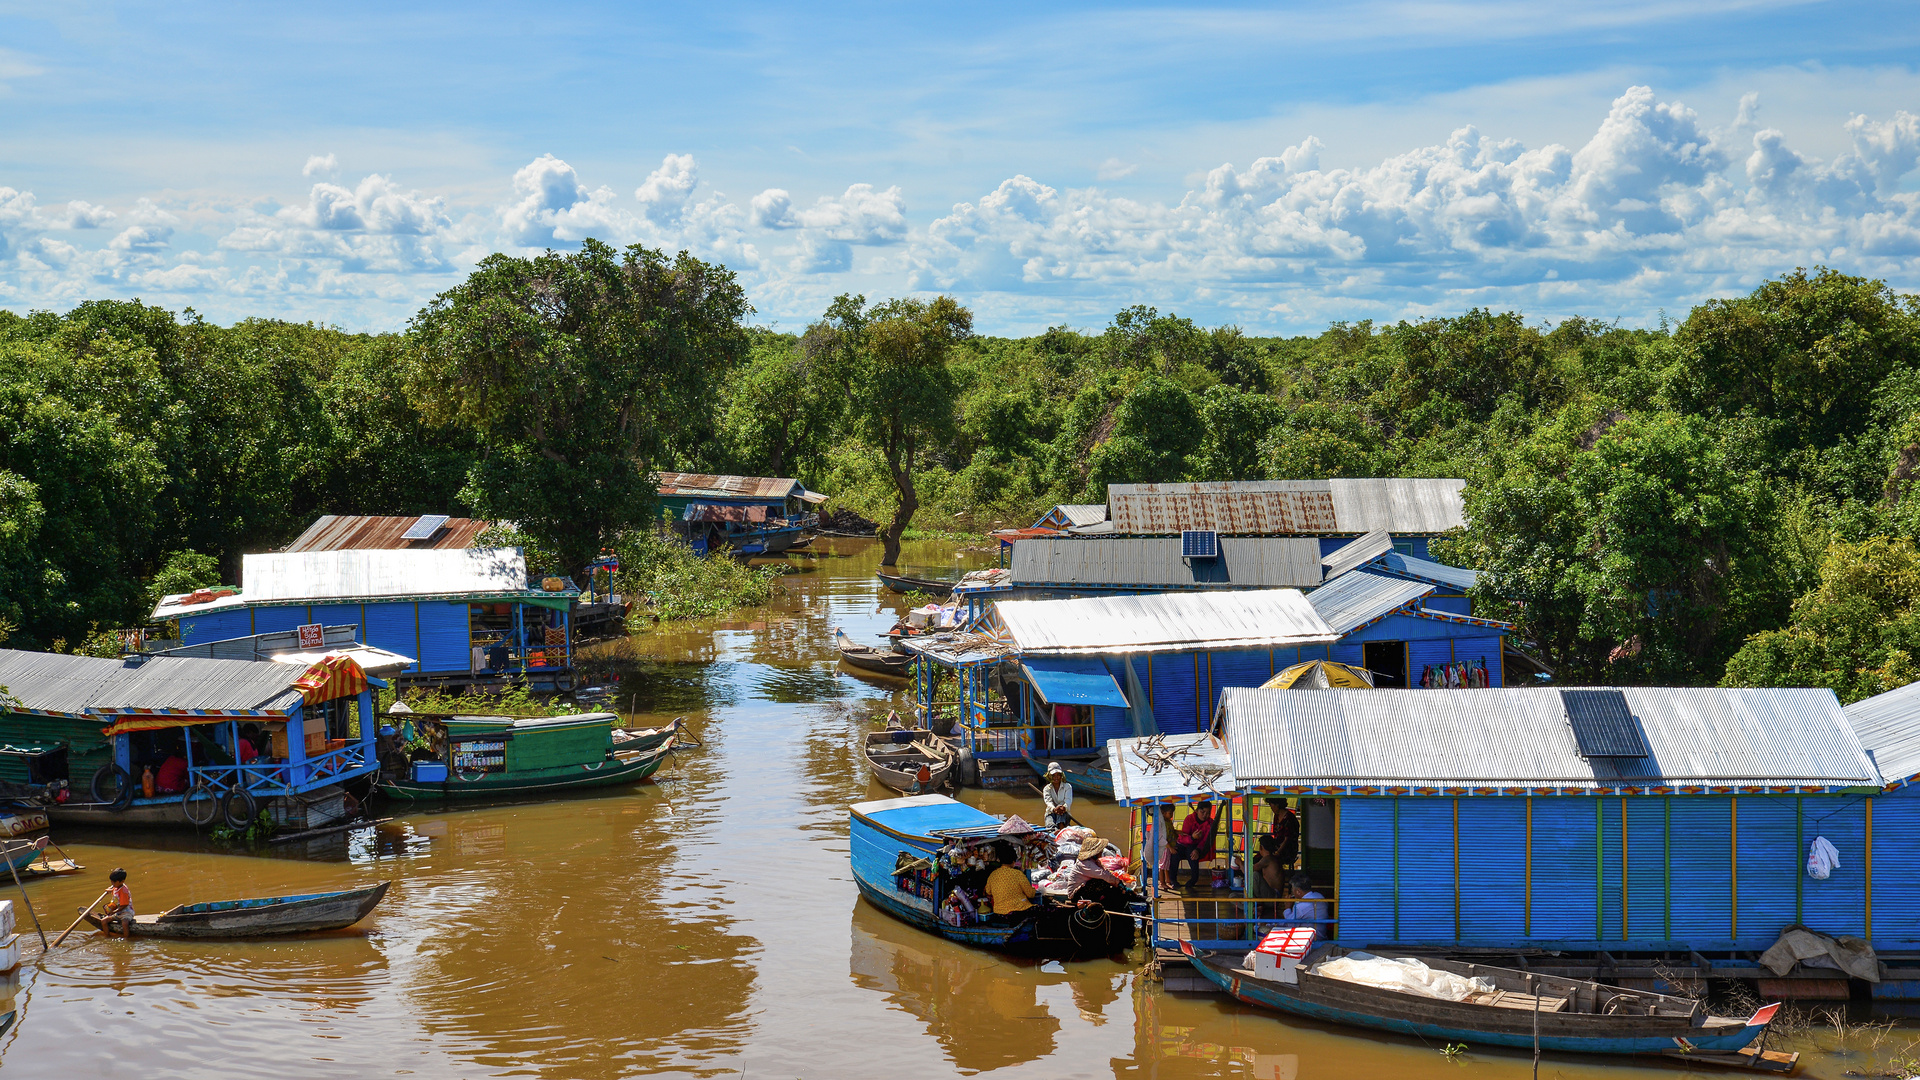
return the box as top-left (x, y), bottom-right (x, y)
top-left (4, 854), bottom-right (46, 950)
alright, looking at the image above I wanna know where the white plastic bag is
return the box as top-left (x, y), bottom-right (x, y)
top-left (1312, 953), bottom-right (1495, 1002)
top-left (1807, 835), bottom-right (1840, 880)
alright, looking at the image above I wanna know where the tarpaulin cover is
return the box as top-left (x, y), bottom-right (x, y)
top-left (292, 653), bottom-right (369, 705)
top-left (1022, 657), bottom-right (1130, 708)
top-left (684, 504), bottom-right (769, 522)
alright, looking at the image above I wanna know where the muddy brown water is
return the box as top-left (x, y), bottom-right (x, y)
top-left (0, 539), bottom-right (1892, 1077)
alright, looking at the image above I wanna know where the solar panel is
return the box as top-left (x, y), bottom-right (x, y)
top-left (401, 514), bottom-right (450, 540)
top-left (1561, 689), bottom-right (1649, 758)
top-left (1180, 530), bottom-right (1219, 559)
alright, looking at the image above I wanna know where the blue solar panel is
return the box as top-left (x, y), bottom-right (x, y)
top-left (1561, 689), bottom-right (1648, 758)
top-left (1180, 530), bottom-right (1219, 559)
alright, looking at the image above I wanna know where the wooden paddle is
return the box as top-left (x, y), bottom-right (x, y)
top-left (49, 888), bottom-right (113, 949)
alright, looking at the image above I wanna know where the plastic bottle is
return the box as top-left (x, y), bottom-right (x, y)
top-left (141, 766), bottom-right (155, 800)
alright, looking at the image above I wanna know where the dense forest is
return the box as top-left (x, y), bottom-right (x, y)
top-left (1, 242), bottom-right (1916, 700)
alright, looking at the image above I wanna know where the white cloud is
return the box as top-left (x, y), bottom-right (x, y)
top-left (1096, 157), bottom-right (1138, 180)
top-left (108, 223), bottom-right (171, 251)
top-left (52, 200), bottom-right (115, 229)
top-left (757, 183), bottom-right (908, 244)
top-left (303, 153), bottom-right (338, 177)
top-left (634, 153), bottom-right (699, 223)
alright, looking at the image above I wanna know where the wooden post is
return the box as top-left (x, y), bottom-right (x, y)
top-left (1866, 798), bottom-right (1874, 941)
top-left (5, 856), bottom-right (47, 950)
top-left (1530, 971), bottom-right (1541, 1080)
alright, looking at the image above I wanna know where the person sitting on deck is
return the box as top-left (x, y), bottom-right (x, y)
top-left (1281, 872), bottom-right (1326, 928)
top-left (1169, 801), bottom-right (1218, 888)
top-left (1251, 834), bottom-right (1288, 900)
top-left (984, 841), bottom-right (1036, 920)
top-left (1042, 761), bottom-right (1073, 826)
top-left (102, 867), bottom-right (134, 934)
top-left (236, 724), bottom-right (261, 765)
top-left (154, 749), bottom-right (190, 796)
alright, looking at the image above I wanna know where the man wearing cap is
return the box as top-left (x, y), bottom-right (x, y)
top-left (1042, 761), bottom-right (1073, 827)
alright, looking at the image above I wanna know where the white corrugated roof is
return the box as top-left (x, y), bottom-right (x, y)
top-left (1305, 569), bottom-right (1434, 635)
top-left (1320, 529), bottom-right (1393, 580)
top-left (0, 649), bottom-right (306, 715)
top-left (994, 589), bottom-right (1338, 656)
top-left (1844, 680), bottom-right (1920, 785)
top-left (1221, 686), bottom-right (1877, 791)
top-left (152, 547), bottom-right (539, 618)
top-left (1108, 732), bottom-right (1238, 806)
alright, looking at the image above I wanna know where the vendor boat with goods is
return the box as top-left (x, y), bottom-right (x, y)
top-left (848, 793), bottom-right (1142, 957)
top-left (1183, 933), bottom-right (1795, 1071)
top-left (377, 711), bottom-right (675, 800)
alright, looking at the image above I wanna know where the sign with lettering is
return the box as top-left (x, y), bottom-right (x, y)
top-left (296, 623), bottom-right (325, 649)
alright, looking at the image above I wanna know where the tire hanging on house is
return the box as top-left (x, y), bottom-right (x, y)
top-left (221, 787), bottom-right (259, 829)
top-left (182, 783), bottom-right (220, 826)
top-left (91, 764), bottom-right (135, 811)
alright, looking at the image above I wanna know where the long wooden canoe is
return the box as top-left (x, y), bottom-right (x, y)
top-left (379, 737), bottom-right (674, 801)
top-left (876, 571), bottom-right (956, 596)
top-left (1184, 944), bottom-right (1788, 1062)
top-left (85, 881), bottom-right (391, 939)
top-left (865, 730), bottom-right (956, 793)
top-left (838, 630), bottom-right (914, 677)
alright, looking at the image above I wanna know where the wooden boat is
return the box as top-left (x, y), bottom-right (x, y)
top-left (876, 570), bottom-right (956, 596)
top-left (1020, 749), bottom-right (1115, 799)
top-left (837, 630), bottom-right (914, 676)
top-left (613, 716), bottom-right (683, 753)
top-left (84, 881), bottom-right (390, 939)
top-left (865, 730), bottom-right (956, 793)
top-left (378, 711), bottom-right (675, 800)
top-left (848, 793), bottom-right (1139, 957)
top-left (1183, 944), bottom-right (1792, 1065)
top-left (0, 837), bottom-right (81, 879)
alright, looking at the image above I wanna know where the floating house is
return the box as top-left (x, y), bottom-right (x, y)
top-left (146, 623), bottom-right (416, 678)
top-left (653, 472), bottom-right (827, 554)
top-left (153, 548), bottom-right (578, 693)
top-left (1113, 684), bottom-right (1920, 996)
top-left (0, 647), bottom-right (378, 830)
top-left (1078, 479), bottom-right (1465, 559)
top-left (1030, 503), bottom-right (1109, 531)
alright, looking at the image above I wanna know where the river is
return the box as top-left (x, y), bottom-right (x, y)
top-left (0, 538), bottom-right (1887, 1078)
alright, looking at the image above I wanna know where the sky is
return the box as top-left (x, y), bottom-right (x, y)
top-left (1, 1), bottom-right (1917, 336)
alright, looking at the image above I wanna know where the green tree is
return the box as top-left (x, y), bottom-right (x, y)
top-left (807, 293), bottom-right (972, 566)
top-left (1085, 375), bottom-right (1203, 492)
top-left (1722, 534), bottom-right (1920, 702)
top-left (1187, 383), bottom-right (1283, 481)
top-left (716, 330), bottom-right (840, 479)
top-left (409, 239), bottom-right (751, 573)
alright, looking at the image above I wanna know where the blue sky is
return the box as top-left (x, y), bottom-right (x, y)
top-left (2, 1), bottom-right (1917, 334)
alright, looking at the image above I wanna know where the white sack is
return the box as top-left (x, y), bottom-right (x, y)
top-left (1312, 953), bottom-right (1496, 1003)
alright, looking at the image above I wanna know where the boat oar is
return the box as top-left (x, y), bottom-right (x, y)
top-left (3, 851), bottom-right (48, 950)
top-left (48, 888), bottom-right (112, 950)
top-left (1027, 782), bottom-right (1084, 828)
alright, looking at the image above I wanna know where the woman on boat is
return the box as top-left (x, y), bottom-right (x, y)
top-left (1170, 802), bottom-right (1218, 887)
top-left (1042, 762), bottom-right (1073, 826)
top-left (984, 841), bottom-right (1036, 922)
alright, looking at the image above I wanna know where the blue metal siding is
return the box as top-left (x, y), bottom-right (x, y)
top-left (1625, 798), bottom-right (1670, 941)
top-left (1527, 798), bottom-right (1599, 940)
top-left (1801, 796), bottom-right (1866, 937)
top-left (1330, 642), bottom-right (1365, 669)
top-left (1149, 652), bottom-right (1201, 735)
top-left (1208, 649), bottom-right (1272, 711)
top-left (1408, 639), bottom-right (1453, 684)
top-left (1424, 595), bottom-right (1471, 616)
top-left (1669, 799), bottom-right (1733, 941)
top-left (1873, 794), bottom-right (1920, 944)
top-left (418, 602), bottom-right (471, 674)
top-left (1458, 798), bottom-right (1527, 940)
top-left (178, 608), bottom-right (251, 644)
top-left (363, 602), bottom-right (421, 672)
top-left (1092, 705), bottom-right (1131, 746)
top-left (1598, 799), bottom-right (1622, 940)
top-left (251, 606), bottom-right (308, 635)
top-left (308, 604), bottom-right (360, 632)
top-left (1336, 799), bottom-right (1397, 942)
top-left (1735, 798), bottom-right (1798, 946)
top-left (1453, 636), bottom-right (1504, 686)
top-left (1393, 799), bottom-right (1456, 942)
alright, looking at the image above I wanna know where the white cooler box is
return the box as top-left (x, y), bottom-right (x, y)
top-left (1250, 926), bottom-right (1316, 984)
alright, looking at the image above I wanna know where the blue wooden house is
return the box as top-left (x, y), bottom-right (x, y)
top-left (153, 548), bottom-right (579, 693)
top-left (1175, 685), bottom-right (1901, 978)
top-left (0, 647), bottom-right (378, 830)
top-left (653, 471), bottom-right (827, 555)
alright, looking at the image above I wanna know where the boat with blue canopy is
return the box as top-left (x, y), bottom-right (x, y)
top-left (848, 793), bottom-right (1140, 956)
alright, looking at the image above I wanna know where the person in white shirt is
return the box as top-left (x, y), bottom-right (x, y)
top-left (1042, 761), bottom-right (1074, 826)
top-left (1282, 872), bottom-right (1326, 927)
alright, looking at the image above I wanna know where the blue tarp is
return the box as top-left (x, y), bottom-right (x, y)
top-left (1022, 657), bottom-right (1130, 708)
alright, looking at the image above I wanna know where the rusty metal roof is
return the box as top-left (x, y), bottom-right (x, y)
top-left (285, 515), bottom-right (491, 551)
top-left (653, 472), bottom-right (804, 500)
top-left (1105, 479), bottom-right (1465, 535)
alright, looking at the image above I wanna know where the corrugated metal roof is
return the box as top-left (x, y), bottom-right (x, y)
top-left (1104, 479), bottom-right (1465, 535)
top-left (1305, 569), bottom-right (1435, 635)
top-left (1108, 732), bottom-right (1238, 806)
top-left (995, 589), bottom-right (1338, 656)
top-left (1844, 680), bottom-right (1920, 785)
top-left (148, 624), bottom-right (361, 662)
top-left (284, 515), bottom-right (491, 552)
top-left (1038, 504), bottom-right (1108, 528)
top-left (1373, 551), bottom-right (1479, 591)
top-left (0, 649), bottom-right (305, 715)
top-left (1010, 537), bottom-right (1325, 589)
top-left (653, 471), bottom-right (804, 500)
top-left (896, 631), bottom-right (1015, 667)
top-left (149, 548), bottom-right (553, 619)
top-left (1321, 529), bottom-right (1393, 580)
top-left (1221, 686), bottom-right (1875, 792)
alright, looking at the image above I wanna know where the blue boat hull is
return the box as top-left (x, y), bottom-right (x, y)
top-left (1186, 951), bottom-right (1765, 1057)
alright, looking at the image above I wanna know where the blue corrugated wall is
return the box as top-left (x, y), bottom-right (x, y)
top-left (1802, 796), bottom-right (1867, 938)
top-left (309, 603), bottom-right (360, 630)
top-left (1393, 800), bottom-right (1455, 941)
top-left (1334, 800), bottom-right (1396, 941)
top-left (1738, 798), bottom-right (1796, 944)
top-left (1513, 798), bottom-right (1598, 940)
top-left (1669, 799), bottom-right (1731, 941)
top-left (1874, 790), bottom-right (1920, 944)
top-left (1147, 653), bottom-right (1200, 734)
top-left (1091, 704), bottom-right (1131, 745)
top-left (179, 608), bottom-right (251, 642)
top-left (251, 606), bottom-right (307, 634)
top-left (1458, 798), bottom-right (1527, 940)
top-left (419, 602), bottom-right (471, 673)
top-left (364, 602), bottom-right (421, 672)
top-left (1625, 798), bottom-right (1668, 940)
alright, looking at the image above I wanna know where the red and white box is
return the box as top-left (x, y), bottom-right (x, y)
top-left (1251, 926), bottom-right (1316, 983)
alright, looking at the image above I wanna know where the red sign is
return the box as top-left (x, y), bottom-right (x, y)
top-left (296, 623), bottom-right (325, 649)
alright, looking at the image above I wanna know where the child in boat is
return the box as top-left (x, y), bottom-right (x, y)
top-left (102, 867), bottom-right (134, 934)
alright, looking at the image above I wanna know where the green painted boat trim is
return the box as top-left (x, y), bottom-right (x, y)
top-left (377, 745), bottom-right (670, 801)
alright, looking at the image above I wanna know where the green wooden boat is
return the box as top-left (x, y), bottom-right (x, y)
top-left (377, 712), bottom-right (676, 801)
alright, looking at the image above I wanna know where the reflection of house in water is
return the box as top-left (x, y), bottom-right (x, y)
top-left (847, 903), bottom-right (1060, 1071)
top-left (1130, 986), bottom-right (1296, 1080)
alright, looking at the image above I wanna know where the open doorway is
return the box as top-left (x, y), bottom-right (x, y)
top-left (1362, 640), bottom-right (1407, 688)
